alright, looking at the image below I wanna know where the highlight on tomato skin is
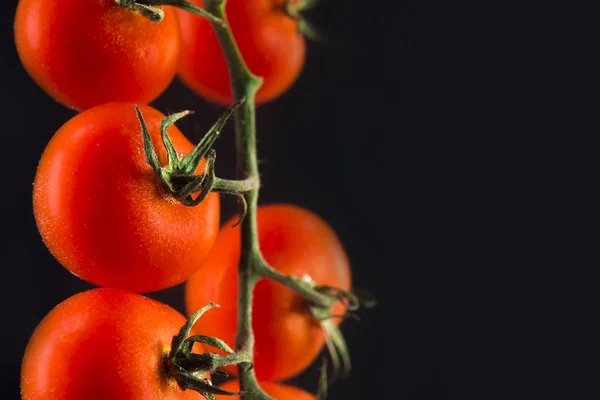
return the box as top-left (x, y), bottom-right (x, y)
top-left (14, 0), bottom-right (180, 111)
top-left (177, 0), bottom-right (306, 105)
top-left (33, 102), bottom-right (220, 293)
top-left (185, 203), bottom-right (351, 381)
top-left (20, 288), bottom-right (204, 400)
top-left (215, 380), bottom-right (316, 400)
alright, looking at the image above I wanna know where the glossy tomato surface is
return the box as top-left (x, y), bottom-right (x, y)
top-left (33, 103), bottom-right (219, 292)
top-left (177, 0), bottom-right (305, 105)
top-left (15, 0), bottom-right (180, 110)
top-left (215, 380), bottom-right (315, 400)
top-left (21, 288), bottom-right (201, 400)
top-left (185, 204), bottom-right (351, 380)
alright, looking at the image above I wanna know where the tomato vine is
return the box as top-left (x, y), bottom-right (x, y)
top-left (200, 0), bottom-right (372, 398)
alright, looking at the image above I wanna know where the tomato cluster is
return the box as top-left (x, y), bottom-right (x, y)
top-left (17, 0), bottom-right (356, 399)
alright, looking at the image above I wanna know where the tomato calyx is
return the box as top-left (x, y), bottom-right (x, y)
top-left (167, 303), bottom-right (253, 399)
top-left (305, 283), bottom-right (377, 383)
top-left (135, 99), bottom-right (257, 212)
top-left (283, 0), bottom-right (323, 41)
top-left (258, 259), bottom-right (376, 385)
top-left (114, 0), bottom-right (225, 26)
top-left (307, 289), bottom-right (354, 383)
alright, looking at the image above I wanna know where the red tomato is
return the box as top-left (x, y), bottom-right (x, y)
top-left (21, 288), bottom-right (204, 400)
top-left (185, 204), bottom-right (351, 381)
top-left (177, 0), bottom-right (305, 105)
top-left (14, 0), bottom-right (180, 110)
top-left (33, 103), bottom-right (219, 292)
top-left (215, 380), bottom-right (315, 400)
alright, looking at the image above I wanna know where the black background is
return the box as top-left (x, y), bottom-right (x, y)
top-left (1, 0), bottom-right (596, 399)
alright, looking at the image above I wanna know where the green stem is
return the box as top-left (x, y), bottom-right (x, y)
top-left (203, 0), bottom-right (267, 398)
top-left (212, 176), bottom-right (257, 194)
top-left (204, 1), bottom-right (357, 398)
top-left (145, 0), bottom-right (225, 25)
top-left (115, 0), bottom-right (225, 25)
top-left (258, 262), bottom-right (335, 308)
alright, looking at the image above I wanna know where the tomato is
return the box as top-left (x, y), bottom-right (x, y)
top-left (215, 380), bottom-right (315, 400)
top-left (177, 0), bottom-right (305, 105)
top-left (21, 288), bottom-right (205, 400)
top-left (185, 204), bottom-right (351, 381)
top-left (14, 0), bottom-right (180, 110)
top-left (33, 103), bottom-right (219, 292)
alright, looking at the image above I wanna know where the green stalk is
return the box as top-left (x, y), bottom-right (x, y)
top-left (115, 0), bottom-right (225, 25)
top-left (202, 1), bottom-right (365, 397)
top-left (202, 0), bottom-right (267, 398)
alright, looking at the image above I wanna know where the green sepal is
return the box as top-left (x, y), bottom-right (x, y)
top-left (180, 98), bottom-right (245, 175)
top-left (185, 335), bottom-right (235, 354)
top-left (180, 150), bottom-right (216, 206)
top-left (352, 287), bottom-right (378, 308)
top-left (230, 195), bottom-right (248, 227)
top-left (316, 285), bottom-right (360, 311)
top-left (320, 318), bottom-right (350, 383)
top-left (306, 285), bottom-right (378, 383)
top-left (316, 358), bottom-right (329, 400)
top-left (171, 303), bottom-right (219, 357)
top-left (210, 185), bottom-right (248, 227)
top-left (177, 352), bottom-right (249, 375)
top-left (284, 0), bottom-right (324, 41)
top-left (169, 363), bottom-right (249, 398)
top-left (134, 105), bottom-right (161, 175)
top-left (160, 110), bottom-right (194, 168)
top-left (297, 19), bottom-right (323, 42)
top-left (293, 0), bottom-right (323, 11)
top-left (212, 368), bottom-right (229, 377)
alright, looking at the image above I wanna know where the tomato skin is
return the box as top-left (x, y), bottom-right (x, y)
top-left (215, 380), bottom-right (315, 400)
top-left (177, 0), bottom-right (305, 105)
top-left (33, 103), bottom-right (219, 293)
top-left (185, 204), bottom-right (351, 381)
top-left (21, 288), bottom-right (202, 400)
top-left (14, 0), bottom-right (180, 110)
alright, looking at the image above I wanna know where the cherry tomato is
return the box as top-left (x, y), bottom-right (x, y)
top-left (14, 0), bottom-right (180, 110)
top-left (33, 103), bottom-right (219, 292)
top-left (177, 0), bottom-right (305, 105)
top-left (215, 380), bottom-right (315, 400)
top-left (185, 204), bottom-right (351, 381)
top-left (21, 288), bottom-right (204, 400)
